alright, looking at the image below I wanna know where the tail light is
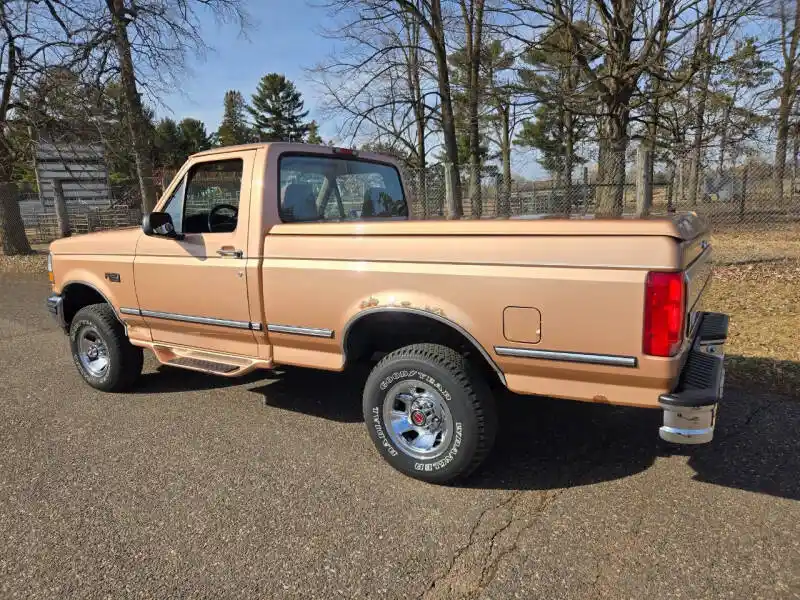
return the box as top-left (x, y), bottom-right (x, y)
top-left (643, 271), bottom-right (685, 357)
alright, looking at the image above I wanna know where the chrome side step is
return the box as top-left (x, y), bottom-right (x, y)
top-left (128, 341), bottom-right (273, 377)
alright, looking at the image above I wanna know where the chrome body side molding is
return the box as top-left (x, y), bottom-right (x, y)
top-left (267, 324), bottom-right (335, 338)
top-left (120, 307), bottom-right (263, 332)
top-left (494, 346), bottom-right (637, 368)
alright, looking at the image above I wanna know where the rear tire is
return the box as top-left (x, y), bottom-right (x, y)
top-left (69, 303), bottom-right (143, 392)
top-left (362, 343), bottom-right (497, 483)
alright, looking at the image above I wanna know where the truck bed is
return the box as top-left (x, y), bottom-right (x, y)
top-left (261, 213), bottom-right (713, 409)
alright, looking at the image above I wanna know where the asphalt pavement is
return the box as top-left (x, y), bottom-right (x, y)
top-left (1, 273), bottom-right (798, 599)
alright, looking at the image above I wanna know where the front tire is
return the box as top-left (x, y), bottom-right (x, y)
top-left (69, 303), bottom-right (143, 392)
top-left (363, 343), bottom-right (497, 483)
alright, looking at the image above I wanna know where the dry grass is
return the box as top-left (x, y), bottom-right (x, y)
top-left (712, 222), bottom-right (800, 264)
top-left (707, 259), bottom-right (800, 398)
top-left (0, 253), bottom-right (48, 273)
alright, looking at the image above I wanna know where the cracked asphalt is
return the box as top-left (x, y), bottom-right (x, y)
top-left (1, 273), bottom-right (799, 599)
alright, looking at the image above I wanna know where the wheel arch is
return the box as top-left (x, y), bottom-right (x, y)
top-left (61, 280), bottom-right (119, 329)
top-left (342, 307), bottom-right (506, 386)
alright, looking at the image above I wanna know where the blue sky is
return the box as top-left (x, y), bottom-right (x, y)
top-left (158, 2), bottom-right (542, 177)
top-left (159, 2), bottom-right (335, 138)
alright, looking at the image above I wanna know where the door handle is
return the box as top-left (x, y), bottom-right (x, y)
top-left (217, 248), bottom-right (243, 258)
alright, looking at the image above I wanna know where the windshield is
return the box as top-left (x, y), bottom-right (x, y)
top-left (279, 154), bottom-right (407, 222)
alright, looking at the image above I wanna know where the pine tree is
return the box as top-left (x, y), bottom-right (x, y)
top-left (179, 118), bottom-right (211, 155)
top-left (217, 90), bottom-right (252, 147)
top-left (154, 118), bottom-right (184, 169)
top-left (248, 74), bottom-right (310, 142)
top-left (306, 120), bottom-right (323, 145)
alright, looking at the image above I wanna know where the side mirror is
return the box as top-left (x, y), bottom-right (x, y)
top-left (142, 212), bottom-right (182, 239)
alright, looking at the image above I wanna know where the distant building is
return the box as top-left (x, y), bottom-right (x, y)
top-left (34, 141), bottom-right (111, 209)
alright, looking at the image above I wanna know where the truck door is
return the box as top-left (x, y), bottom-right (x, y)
top-left (133, 150), bottom-right (260, 357)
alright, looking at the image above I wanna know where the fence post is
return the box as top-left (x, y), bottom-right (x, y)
top-left (739, 163), bottom-right (748, 223)
top-left (635, 145), bottom-right (653, 217)
top-left (53, 179), bottom-right (71, 238)
top-left (443, 162), bottom-right (452, 218)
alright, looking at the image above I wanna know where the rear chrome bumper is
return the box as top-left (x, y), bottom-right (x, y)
top-left (46, 293), bottom-right (67, 331)
top-left (658, 312), bottom-right (729, 445)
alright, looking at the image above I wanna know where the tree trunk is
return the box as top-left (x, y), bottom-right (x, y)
top-left (717, 101), bottom-right (731, 175)
top-left (0, 37), bottom-right (31, 255)
top-left (688, 64), bottom-right (713, 206)
top-left (792, 122), bottom-right (799, 205)
top-left (666, 161), bottom-right (676, 213)
top-left (424, 0), bottom-right (461, 218)
top-left (739, 162), bottom-right (748, 222)
top-left (774, 85), bottom-right (793, 207)
top-left (774, 0), bottom-right (800, 209)
top-left (499, 102), bottom-right (511, 218)
top-left (109, 0), bottom-right (158, 213)
top-left (596, 112), bottom-right (629, 217)
top-left (563, 109), bottom-right (574, 215)
top-left (405, 9), bottom-right (427, 217)
top-left (636, 145), bottom-right (653, 217)
top-left (562, 52), bottom-right (577, 215)
top-left (461, 0), bottom-right (485, 219)
top-left (0, 182), bottom-right (32, 255)
top-left (687, 3), bottom-right (716, 206)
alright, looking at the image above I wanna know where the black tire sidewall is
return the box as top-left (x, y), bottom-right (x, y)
top-left (69, 313), bottom-right (123, 390)
top-left (364, 356), bottom-right (481, 482)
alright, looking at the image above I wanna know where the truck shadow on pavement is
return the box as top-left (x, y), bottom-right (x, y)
top-left (135, 358), bottom-right (799, 501)
top-left (471, 357), bottom-right (800, 501)
top-left (133, 367), bottom-right (268, 394)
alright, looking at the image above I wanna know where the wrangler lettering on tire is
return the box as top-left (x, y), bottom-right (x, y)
top-left (362, 343), bottom-right (497, 483)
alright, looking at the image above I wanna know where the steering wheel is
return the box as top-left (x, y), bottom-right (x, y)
top-left (208, 203), bottom-right (238, 233)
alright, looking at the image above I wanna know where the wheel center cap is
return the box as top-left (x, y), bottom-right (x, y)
top-left (87, 346), bottom-right (99, 359)
top-left (410, 410), bottom-right (427, 427)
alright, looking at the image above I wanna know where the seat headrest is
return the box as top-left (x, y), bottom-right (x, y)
top-left (282, 183), bottom-right (318, 221)
top-left (362, 187), bottom-right (391, 217)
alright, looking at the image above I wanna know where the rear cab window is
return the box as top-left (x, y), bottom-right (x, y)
top-left (279, 154), bottom-right (407, 222)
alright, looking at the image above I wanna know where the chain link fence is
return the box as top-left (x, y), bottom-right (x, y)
top-left (4, 144), bottom-right (799, 263)
top-left (13, 188), bottom-right (142, 247)
top-left (404, 149), bottom-right (800, 225)
top-left (401, 146), bottom-right (800, 264)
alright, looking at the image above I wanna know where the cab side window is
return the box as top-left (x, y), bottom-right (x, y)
top-left (183, 159), bottom-right (243, 233)
top-left (160, 159), bottom-right (244, 234)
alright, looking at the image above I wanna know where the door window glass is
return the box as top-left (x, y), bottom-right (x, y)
top-left (183, 159), bottom-right (244, 233)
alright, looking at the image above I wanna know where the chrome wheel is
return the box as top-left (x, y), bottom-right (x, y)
top-left (77, 326), bottom-right (109, 377)
top-left (382, 380), bottom-right (454, 460)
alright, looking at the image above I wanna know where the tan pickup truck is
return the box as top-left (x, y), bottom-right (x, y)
top-left (46, 142), bottom-right (728, 482)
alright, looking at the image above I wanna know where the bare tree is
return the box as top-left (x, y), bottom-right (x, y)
top-left (458, 0), bottom-right (487, 217)
top-left (508, 0), bottom-right (755, 216)
top-left (481, 40), bottom-right (518, 217)
top-left (398, 0), bottom-right (463, 217)
top-left (0, 1), bottom-right (88, 254)
top-left (49, 0), bottom-right (248, 213)
top-left (314, 0), bottom-right (466, 217)
top-left (685, 0), bottom-right (719, 206)
top-left (313, 0), bottom-right (439, 213)
top-left (767, 0), bottom-right (800, 205)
